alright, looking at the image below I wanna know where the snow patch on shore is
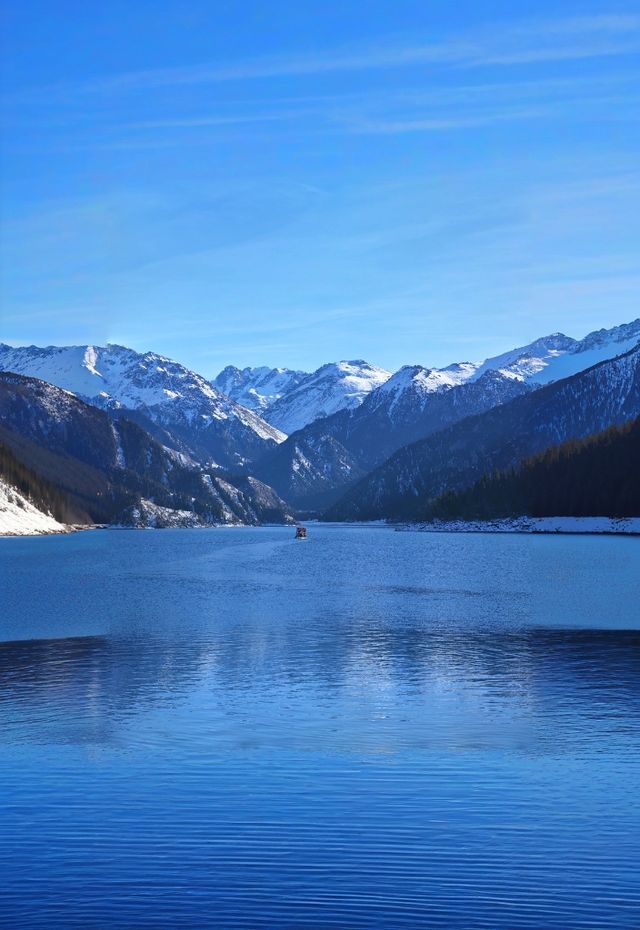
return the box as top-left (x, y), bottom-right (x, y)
top-left (408, 516), bottom-right (640, 535)
top-left (0, 478), bottom-right (69, 536)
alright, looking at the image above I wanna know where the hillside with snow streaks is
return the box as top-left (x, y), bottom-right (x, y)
top-left (0, 343), bottom-right (285, 468)
top-left (265, 360), bottom-right (392, 434)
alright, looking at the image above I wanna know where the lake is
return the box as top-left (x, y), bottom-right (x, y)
top-left (1, 526), bottom-right (639, 929)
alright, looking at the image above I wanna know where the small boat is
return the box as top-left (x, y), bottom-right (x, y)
top-left (295, 525), bottom-right (308, 539)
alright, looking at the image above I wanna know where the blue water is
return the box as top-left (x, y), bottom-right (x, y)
top-left (1, 526), bottom-right (639, 929)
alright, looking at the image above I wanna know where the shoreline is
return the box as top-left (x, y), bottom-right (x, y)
top-left (3, 516), bottom-right (639, 538)
top-left (399, 516), bottom-right (640, 536)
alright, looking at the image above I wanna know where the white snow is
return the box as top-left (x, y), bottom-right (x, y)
top-left (0, 477), bottom-right (69, 536)
top-left (374, 365), bottom-right (464, 413)
top-left (266, 360), bottom-right (392, 433)
top-left (122, 499), bottom-right (206, 529)
top-left (111, 422), bottom-right (126, 469)
top-left (471, 321), bottom-right (640, 386)
top-left (1, 319), bottom-right (638, 443)
top-left (363, 320), bottom-right (640, 417)
top-left (525, 328), bottom-right (640, 385)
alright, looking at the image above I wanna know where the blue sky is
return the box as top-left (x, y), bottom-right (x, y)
top-left (1, 1), bottom-right (639, 374)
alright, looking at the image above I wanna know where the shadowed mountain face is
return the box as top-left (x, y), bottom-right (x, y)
top-left (0, 372), bottom-right (292, 526)
top-left (327, 344), bottom-right (640, 521)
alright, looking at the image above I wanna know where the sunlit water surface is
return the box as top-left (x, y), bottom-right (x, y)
top-left (1, 526), bottom-right (639, 929)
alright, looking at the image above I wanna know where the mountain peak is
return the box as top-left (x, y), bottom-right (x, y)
top-left (0, 342), bottom-right (286, 468)
top-left (265, 359), bottom-right (392, 434)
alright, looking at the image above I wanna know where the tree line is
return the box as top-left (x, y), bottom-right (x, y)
top-left (424, 416), bottom-right (640, 521)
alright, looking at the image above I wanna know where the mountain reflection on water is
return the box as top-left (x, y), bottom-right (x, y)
top-left (1, 627), bottom-right (639, 754)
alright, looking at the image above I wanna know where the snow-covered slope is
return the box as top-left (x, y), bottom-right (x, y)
top-left (254, 319), bottom-right (640, 510)
top-left (0, 476), bottom-right (68, 536)
top-left (254, 368), bottom-right (532, 509)
top-left (383, 323), bottom-right (639, 394)
top-left (0, 343), bottom-right (286, 467)
top-left (520, 319), bottom-right (640, 384)
top-left (266, 360), bottom-right (392, 434)
top-left (444, 321), bottom-right (640, 386)
top-left (213, 365), bottom-right (307, 415)
top-left (469, 333), bottom-right (578, 381)
top-left (360, 334), bottom-right (578, 415)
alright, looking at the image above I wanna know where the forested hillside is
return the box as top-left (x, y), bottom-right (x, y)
top-left (425, 418), bottom-right (640, 521)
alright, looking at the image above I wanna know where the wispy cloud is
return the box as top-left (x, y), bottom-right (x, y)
top-left (7, 14), bottom-right (640, 102)
top-left (18, 73), bottom-right (636, 150)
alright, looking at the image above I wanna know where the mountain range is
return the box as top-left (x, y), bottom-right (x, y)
top-left (327, 342), bottom-right (640, 521)
top-left (214, 359), bottom-right (392, 434)
top-left (252, 320), bottom-right (640, 510)
top-left (1, 316), bottom-right (639, 531)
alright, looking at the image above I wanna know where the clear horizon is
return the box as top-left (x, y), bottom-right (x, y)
top-left (2, 2), bottom-right (639, 373)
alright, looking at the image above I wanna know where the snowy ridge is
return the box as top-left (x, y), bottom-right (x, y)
top-left (353, 322), bottom-right (640, 425)
top-left (266, 360), bottom-right (392, 434)
top-left (0, 343), bottom-right (286, 468)
top-left (521, 318), bottom-right (640, 384)
top-left (373, 365), bottom-right (470, 414)
top-left (0, 343), bottom-right (285, 442)
top-left (0, 476), bottom-right (69, 536)
top-left (213, 365), bottom-right (307, 415)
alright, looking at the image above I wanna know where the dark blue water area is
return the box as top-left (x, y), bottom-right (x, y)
top-left (1, 526), bottom-right (639, 929)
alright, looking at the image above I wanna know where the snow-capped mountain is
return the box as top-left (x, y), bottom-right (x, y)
top-left (253, 319), bottom-right (640, 510)
top-left (440, 321), bottom-right (640, 386)
top-left (0, 372), bottom-right (292, 527)
top-left (466, 333), bottom-right (578, 382)
top-left (265, 360), bottom-right (392, 434)
top-left (3, 318), bottom-right (638, 517)
top-left (213, 365), bottom-right (307, 415)
top-left (0, 343), bottom-right (286, 468)
top-left (378, 322), bottom-right (639, 394)
top-left (518, 319), bottom-right (640, 384)
top-left (327, 342), bottom-right (640, 522)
